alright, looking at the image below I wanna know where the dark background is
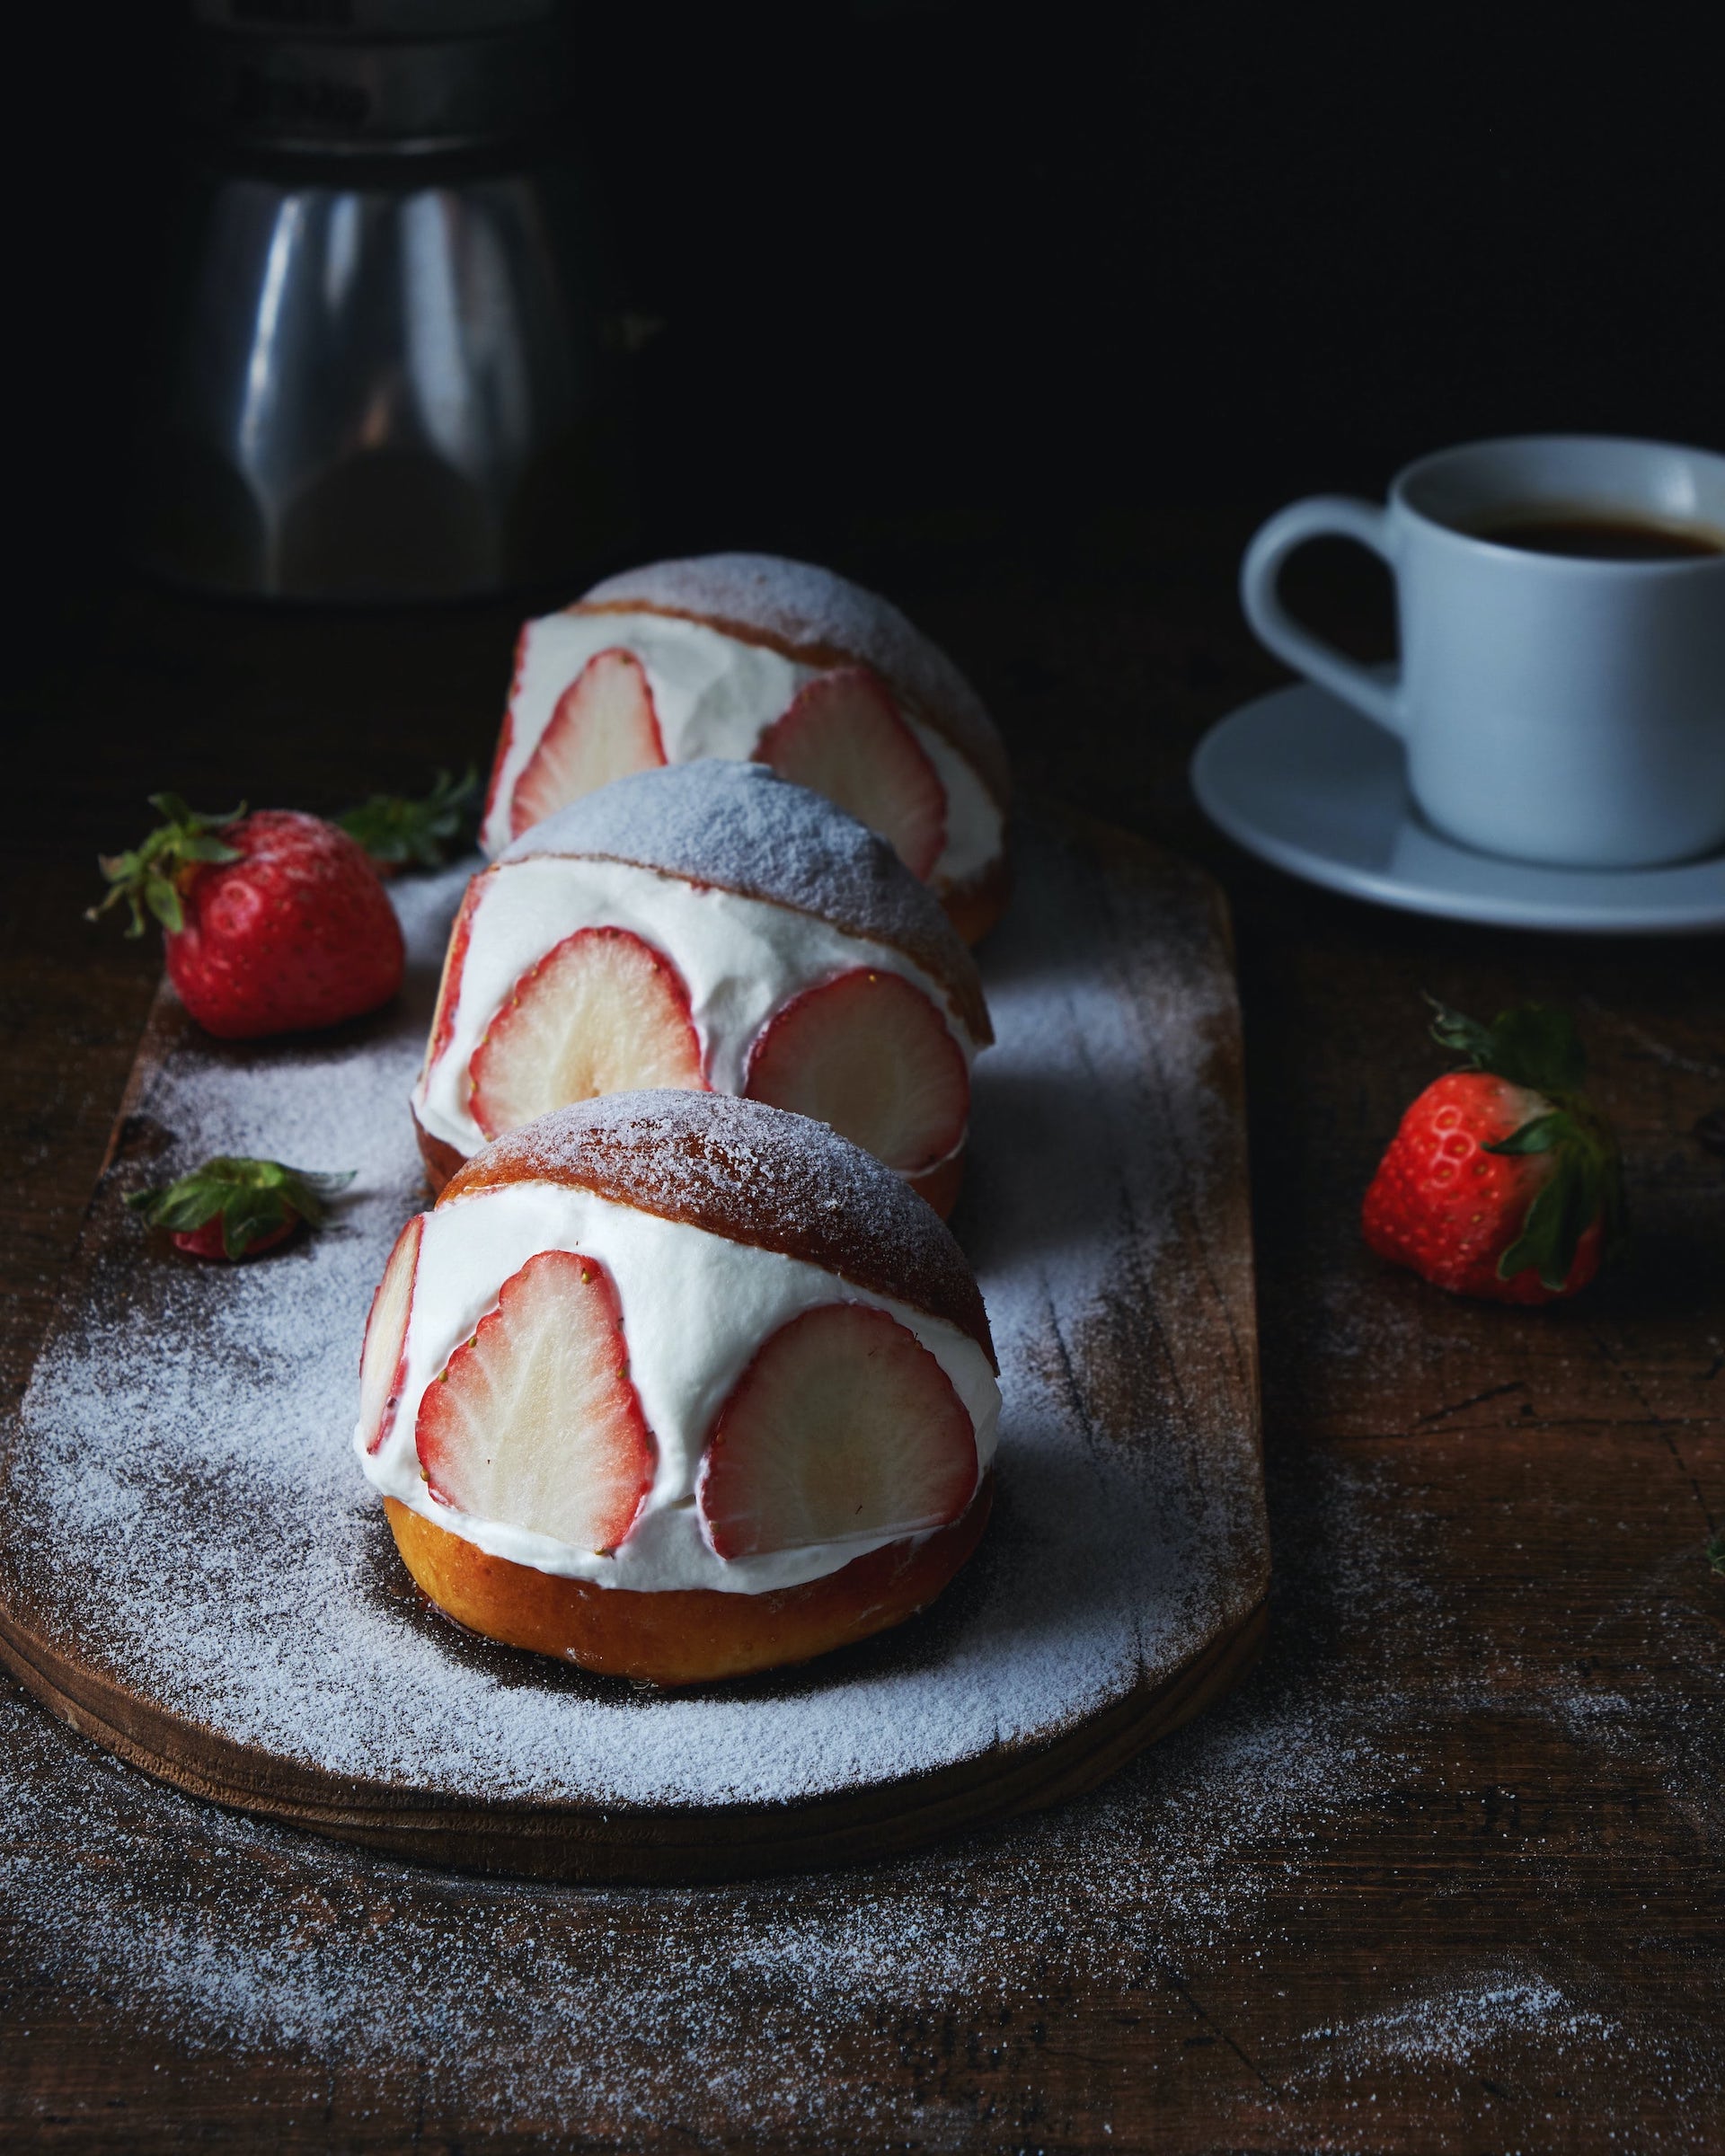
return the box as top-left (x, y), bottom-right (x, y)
top-left (13, 4), bottom-right (1723, 604)
top-left (2, 20), bottom-right (1721, 2147)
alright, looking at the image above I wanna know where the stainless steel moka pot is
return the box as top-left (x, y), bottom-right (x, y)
top-left (135, 0), bottom-right (635, 600)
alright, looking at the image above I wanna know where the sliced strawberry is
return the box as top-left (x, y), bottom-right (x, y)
top-left (754, 667), bottom-right (946, 879)
top-left (509, 649), bottom-right (667, 839)
top-left (423, 877), bottom-right (482, 1077)
top-left (358, 1215), bottom-right (424, 1455)
top-left (416, 1249), bottom-right (655, 1551)
top-left (482, 711), bottom-right (517, 841)
top-left (698, 1303), bottom-right (978, 1560)
top-left (743, 968), bottom-right (967, 1175)
top-left (480, 624), bottom-right (530, 847)
top-left (469, 927), bottom-right (706, 1140)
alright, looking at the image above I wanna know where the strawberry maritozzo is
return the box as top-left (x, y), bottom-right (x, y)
top-left (356, 1092), bottom-right (1001, 1685)
top-left (479, 552), bottom-right (1012, 943)
top-left (413, 761), bottom-right (991, 1215)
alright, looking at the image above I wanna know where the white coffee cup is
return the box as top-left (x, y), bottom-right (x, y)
top-left (1240, 435), bottom-right (1725, 869)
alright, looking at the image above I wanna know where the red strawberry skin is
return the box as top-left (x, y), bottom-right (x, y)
top-left (1362, 1072), bottom-right (1603, 1304)
top-left (424, 876), bottom-right (482, 1074)
top-left (170, 1215), bottom-right (296, 1262)
top-left (480, 623), bottom-right (529, 841)
top-left (165, 811), bottom-right (405, 1039)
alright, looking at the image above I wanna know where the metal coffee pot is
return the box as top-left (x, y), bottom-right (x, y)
top-left (135, 0), bottom-right (635, 601)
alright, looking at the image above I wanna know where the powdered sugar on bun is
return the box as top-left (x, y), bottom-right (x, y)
top-left (446, 1092), bottom-right (995, 1365)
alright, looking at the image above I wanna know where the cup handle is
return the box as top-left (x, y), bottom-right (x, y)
top-left (1239, 496), bottom-right (1405, 738)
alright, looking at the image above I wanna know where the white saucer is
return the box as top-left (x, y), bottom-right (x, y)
top-left (1190, 682), bottom-right (1725, 934)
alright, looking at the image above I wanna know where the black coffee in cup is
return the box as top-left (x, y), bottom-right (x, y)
top-left (1238, 433), bottom-right (1725, 868)
top-left (1464, 511), bottom-right (1725, 561)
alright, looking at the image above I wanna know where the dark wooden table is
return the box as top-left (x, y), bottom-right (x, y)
top-left (3, 520), bottom-right (1721, 2152)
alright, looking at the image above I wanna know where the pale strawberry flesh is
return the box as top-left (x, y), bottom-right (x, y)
top-left (416, 1250), bottom-right (655, 1551)
top-left (743, 968), bottom-right (967, 1175)
top-left (358, 1215), bottom-right (423, 1455)
top-left (469, 927), bottom-right (706, 1140)
top-left (754, 667), bottom-right (946, 879)
top-left (699, 1302), bottom-right (978, 1560)
top-left (509, 648), bottom-right (666, 839)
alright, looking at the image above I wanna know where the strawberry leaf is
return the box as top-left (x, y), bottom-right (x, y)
top-left (267, 1163), bottom-right (356, 1227)
top-left (146, 879), bottom-right (185, 935)
top-left (218, 1188), bottom-right (291, 1259)
top-left (126, 1182), bottom-right (226, 1232)
top-left (87, 797), bottom-right (246, 939)
top-left (338, 767), bottom-right (478, 870)
top-left (1496, 1157), bottom-right (1580, 1292)
top-left (286, 1167), bottom-right (362, 1206)
top-left (1425, 994), bottom-right (1587, 1097)
top-left (1494, 1129), bottom-right (1614, 1292)
top-left (1486, 1109), bottom-right (1570, 1157)
top-left (180, 833), bottom-right (246, 863)
top-left (1425, 997), bottom-right (1499, 1066)
top-left (1486, 1005), bottom-right (1586, 1095)
top-left (127, 1156), bottom-right (356, 1259)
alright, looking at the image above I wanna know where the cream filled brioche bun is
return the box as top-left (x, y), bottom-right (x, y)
top-left (480, 552), bottom-right (1010, 941)
top-left (357, 1092), bottom-right (1000, 1685)
top-left (415, 762), bottom-right (991, 1216)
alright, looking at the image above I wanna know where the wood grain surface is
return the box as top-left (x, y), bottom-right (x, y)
top-left (0, 809), bottom-right (1267, 1884)
top-left (1, 526), bottom-right (1721, 2152)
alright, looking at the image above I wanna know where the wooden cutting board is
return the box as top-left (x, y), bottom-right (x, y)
top-left (0, 807), bottom-right (1268, 1884)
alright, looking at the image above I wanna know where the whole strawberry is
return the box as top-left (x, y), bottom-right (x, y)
top-left (126, 1156), bottom-right (355, 1261)
top-left (1362, 998), bottom-right (1624, 1304)
top-left (91, 795), bottom-right (404, 1038)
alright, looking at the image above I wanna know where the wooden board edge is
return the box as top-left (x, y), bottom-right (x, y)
top-left (0, 1585), bottom-right (1267, 1886)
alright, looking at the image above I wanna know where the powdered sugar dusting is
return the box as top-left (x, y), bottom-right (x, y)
top-left (580, 552), bottom-right (1011, 805)
top-left (1295, 1976), bottom-right (1616, 2074)
top-left (500, 760), bottom-right (989, 1039)
top-left (455, 1089), bottom-right (993, 1358)
top-left (0, 819), bottom-right (1263, 1822)
top-left (3, 1440), bottom-right (1716, 2142)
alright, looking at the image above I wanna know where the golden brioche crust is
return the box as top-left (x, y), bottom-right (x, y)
top-left (416, 1101), bottom-right (967, 1222)
top-left (385, 1477), bottom-right (993, 1684)
top-left (414, 1109), bottom-right (466, 1194)
top-left (438, 1094), bottom-right (995, 1365)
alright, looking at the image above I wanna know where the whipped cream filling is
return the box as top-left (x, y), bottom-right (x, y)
top-left (413, 855), bottom-right (980, 1159)
top-left (482, 608), bottom-right (1004, 888)
top-left (356, 1180), bottom-right (1001, 1595)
